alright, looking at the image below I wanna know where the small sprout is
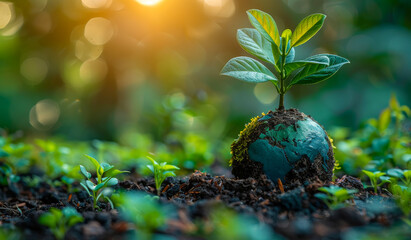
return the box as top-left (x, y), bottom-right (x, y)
top-left (362, 170), bottom-right (391, 193)
top-left (61, 176), bottom-right (76, 193)
top-left (0, 163), bottom-right (20, 194)
top-left (315, 185), bottom-right (357, 210)
top-left (79, 155), bottom-right (129, 210)
top-left (38, 207), bottom-right (84, 240)
top-left (221, 9), bottom-right (348, 110)
top-left (146, 156), bottom-right (180, 196)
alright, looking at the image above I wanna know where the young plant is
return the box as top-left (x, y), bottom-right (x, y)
top-left (315, 185), bottom-right (357, 210)
top-left (0, 163), bottom-right (20, 194)
top-left (79, 155), bottom-right (128, 210)
top-left (362, 170), bottom-right (391, 193)
top-left (221, 9), bottom-right (349, 110)
top-left (146, 156), bottom-right (179, 196)
top-left (38, 207), bottom-right (84, 240)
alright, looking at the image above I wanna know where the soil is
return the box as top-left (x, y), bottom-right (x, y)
top-left (0, 170), bottom-right (408, 240)
top-left (231, 109), bottom-right (335, 184)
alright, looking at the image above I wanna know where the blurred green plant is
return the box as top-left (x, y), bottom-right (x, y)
top-left (113, 192), bottom-right (170, 240)
top-left (332, 95), bottom-right (411, 176)
top-left (362, 170), bottom-right (391, 193)
top-left (221, 9), bottom-right (349, 110)
top-left (79, 155), bottom-right (128, 210)
top-left (389, 184), bottom-right (411, 216)
top-left (315, 185), bottom-right (357, 210)
top-left (387, 168), bottom-right (411, 187)
top-left (0, 163), bottom-right (20, 194)
top-left (38, 207), bottom-right (84, 240)
top-left (146, 156), bottom-right (179, 196)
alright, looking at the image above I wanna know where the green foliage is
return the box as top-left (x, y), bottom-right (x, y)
top-left (38, 207), bottom-right (83, 240)
top-left (113, 192), bottom-right (169, 240)
top-left (221, 9), bottom-right (348, 109)
top-left (387, 169), bottom-right (411, 187)
top-left (79, 155), bottom-right (129, 210)
top-left (315, 185), bottom-right (357, 210)
top-left (389, 184), bottom-right (411, 215)
top-left (146, 156), bottom-right (179, 196)
top-left (362, 170), bottom-right (391, 193)
top-left (0, 163), bottom-right (20, 193)
top-left (0, 227), bottom-right (21, 240)
top-left (332, 95), bottom-right (411, 176)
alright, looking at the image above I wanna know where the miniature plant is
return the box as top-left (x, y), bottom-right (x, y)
top-left (221, 9), bottom-right (349, 110)
top-left (79, 155), bottom-right (128, 210)
top-left (315, 185), bottom-right (357, 210)
top-left (38, 207), bottom-right (84, 240)
top-left (362, 170), bottom-right (391, 193)
top-left (146, 156), bottom-right (180, 196)
top-left (113, 192), bottom-right (170, 239)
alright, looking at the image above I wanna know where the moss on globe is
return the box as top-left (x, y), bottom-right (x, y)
top-left (230, 109), bottom-right (335, 185)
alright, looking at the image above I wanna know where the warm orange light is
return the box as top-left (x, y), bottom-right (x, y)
top-left (135, 0), bottom-right (163, 6)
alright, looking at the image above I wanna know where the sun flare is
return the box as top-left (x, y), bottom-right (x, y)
top-left (135, 0), bottom-right (164, 6)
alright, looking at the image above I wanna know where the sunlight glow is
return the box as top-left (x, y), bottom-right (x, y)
top-left (135, 0), bottom-right (164, 6)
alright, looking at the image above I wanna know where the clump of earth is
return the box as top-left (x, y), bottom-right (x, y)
top-left (230, 108), bottom-right (335, 186)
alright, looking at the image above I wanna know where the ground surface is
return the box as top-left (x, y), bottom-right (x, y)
top-left (0, 171), bottom-right (409, 240)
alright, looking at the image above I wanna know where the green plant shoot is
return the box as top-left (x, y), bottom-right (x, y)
top-left (315, 185), bottom-right (357, 210)
top-left (362, 170), bottom-right (391, 193)
top-left (146, 156), bottom-right (180, 196)
top-left (79, 155), bottom-right (129, 210)
top-left (221, 9), bottom-right (349, 110)
top-left (38, 207), bottom-right (84, 240)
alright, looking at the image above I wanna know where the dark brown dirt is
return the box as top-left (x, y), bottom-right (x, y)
top-left (0, 170), bottom-right (407, 240)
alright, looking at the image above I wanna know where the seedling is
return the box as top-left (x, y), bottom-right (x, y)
top-left (362, 170), bottom-right (391, 193)
top-left (79, 155), bottom-right (128, 210)
top-left (221, 9), bottom-right (349, 110)
top-left (38, 207), bottom-right (84, 240)
top-left (146, 156), bottom-right (180, 196)
top-left (0, 163), bottom-right (20, 194)
top-left (315, 185), bottom-right (357, 210)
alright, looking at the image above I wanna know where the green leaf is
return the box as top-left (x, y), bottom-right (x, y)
top-left (86, 180), bottom-right (96, 191)
top-left (237, 28), bottom-right (276, 65)
top-left (100, 163), bottom-right (113, 172)
top-left (291, 13), bottom-right (326, 47)
top-left (378, 108), bottom-right (391, 132)
top-left (80, 182), bottom-right (92, 196)
top-left (67, 215), bottom-right (84, 227)
top-left (289, 54), bottom-right (349, 86)
top-left (247, 9), bottom-right (280, 47)
top-left (162, 165), bottom-right (180, 171)
top-left (387, 169), bottom-right (404, 179)
top-left (85, 155), bottom-right (100, 170)
top-left (94, 180), bottom-right (108, 191)
top-left (79, 165), bottom-right (91, 179)
top-left (163, 171), bottom-right (176, 178)
top-left (106, 178), bottom-right (118, 186)
top-left (389, 94), bottom-right (400, 111)
top-left (104, 168), bottom-right (129, 178)
top-left (146, 156), bottom-right (158, 166)
top-left (285, 47), bottom-right (295, 64)
top-left (284, 55), bottom-right (329, 77)
top-left (38, 213), bottom-right (56, 228)
top-left (147, 165), bottom-right (154, 173)
top-left (362, 170), bottom-right (374, 179)
top-left (221, 57), bottom-right (277, 83)
top-left (280, 29), bottom-right (292, 53)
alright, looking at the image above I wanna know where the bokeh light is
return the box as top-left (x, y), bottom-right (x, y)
top-left (81, 0), bottom-right (112, 9)
top-left (20, 57), bottom-right (49, 85)
top-left (84, 17), bottom-right (114, 45)
top-left (135, 0), bottom-right (164, 6)
top-left (0, 2), bottom-right (13, 29)
top-left (29, 99), bottom-right (60, 130)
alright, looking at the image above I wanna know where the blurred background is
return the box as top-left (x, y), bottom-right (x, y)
top-left (0, 0), bottom-right (410, 143)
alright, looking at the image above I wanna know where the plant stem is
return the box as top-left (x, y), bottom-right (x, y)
top-left (278, 50), bottom-right (287, 111)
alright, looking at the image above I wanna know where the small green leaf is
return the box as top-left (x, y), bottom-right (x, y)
top-left (104, 168), bottom-right (129, 178)
top-left (100, 163), bottom-right (114, 172)
top-left (80, 165), bottom-right (91, 179)
top-left (378, 108), bottom-right (391, 132)
top-left (163, 171), bottom-right (176, 178)
top-left (85, 155), bottom-right (100, 170)
top-left (80, 182), bottom-right (92, 196)
top-left (285, 47), bottom-right (295, 64)
top-left (289, 54), bottom-right (349, 86)
top-left (38, 213), bottom-right (56, 228)
top-left (237, 28), bottom-right (276, 65)
top-left (106, 178), bottom-right (118, 186)
top-left (221, 57), bottom-right (277, 83)
top-left (389, 94), bottom-right (400, 111)
top-left (147, 165), bottom-right (154, 173)
top-left (146, 156), bottom-right (158, 166)
top-left (95, 181), bottom-right (108, 191)
top-left (247, 9), bottom-right (280, 47)
top-left (291, 13), bottom-right (326, 47)
top-left (86, 180), bottom-right (96, 191)
top-left (280, 29), bottom-right (292, 53)
top-left (162, 165), bottom-right (180, 171)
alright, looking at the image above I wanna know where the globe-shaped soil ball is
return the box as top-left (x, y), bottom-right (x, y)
top-left (230, 109), bottom-right (335, 185)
